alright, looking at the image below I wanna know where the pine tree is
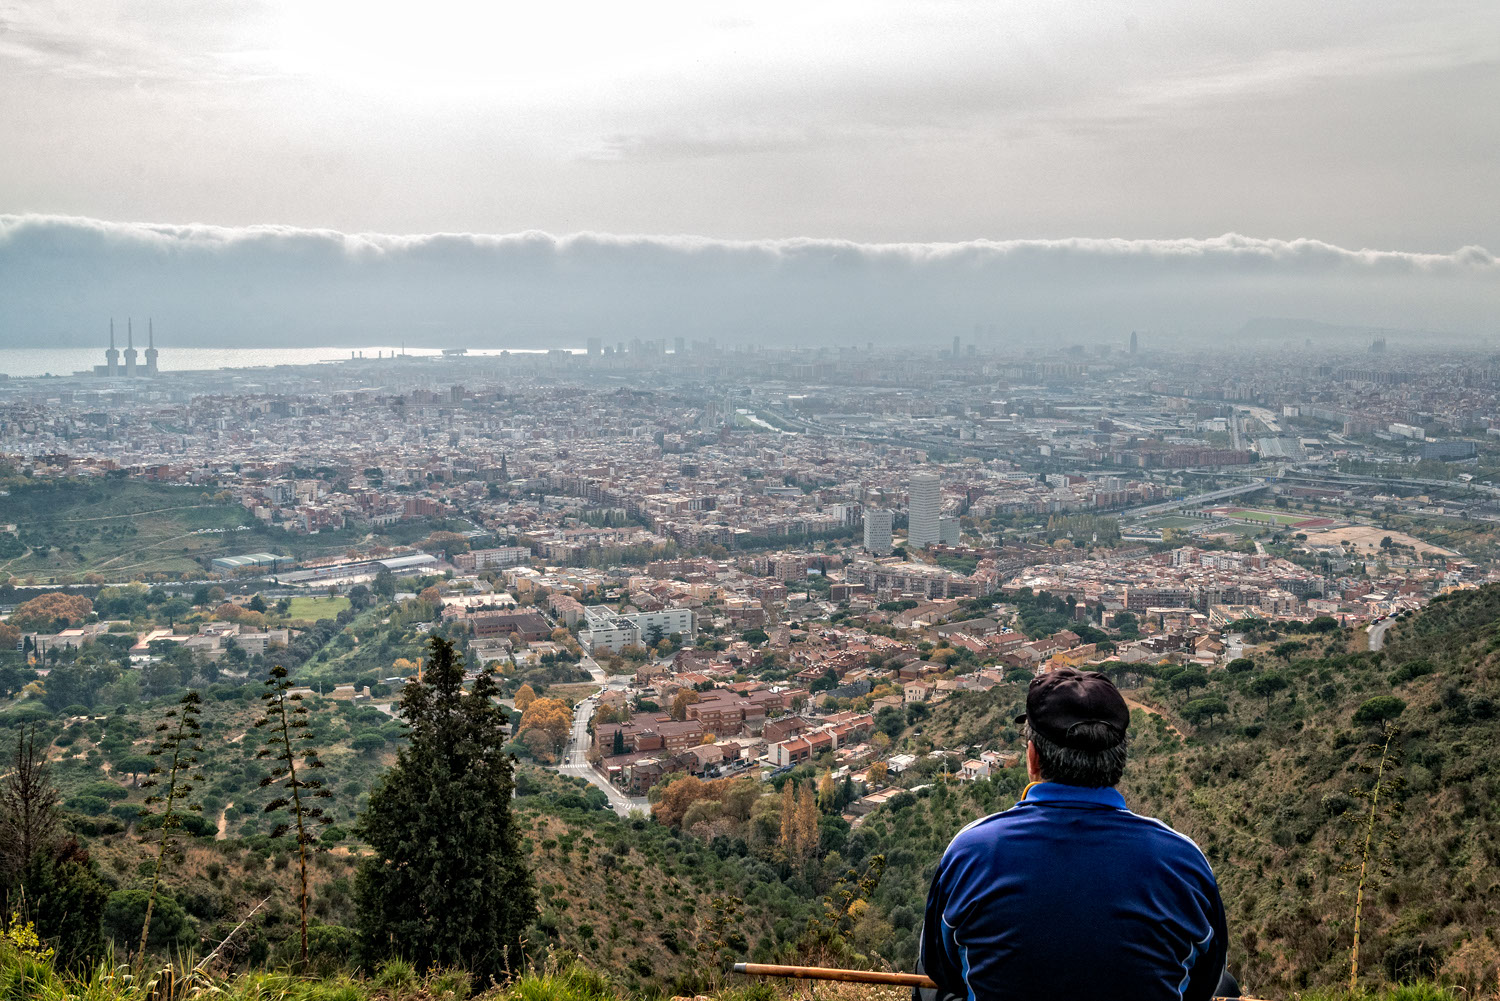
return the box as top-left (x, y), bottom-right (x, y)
top-left (136, 691), bottom-right (204, 964)
top-left (355, 636), bottom-right (535, 979)
top-left (612, 727), bottom-right (626, 756)
top-left (256, 665), bottom-right (332, 966)
top-left (0, 725), bottom-right (58, 878)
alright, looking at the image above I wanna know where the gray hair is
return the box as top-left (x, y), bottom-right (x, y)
top-left (1026, 722), bottom-right (1127, 788)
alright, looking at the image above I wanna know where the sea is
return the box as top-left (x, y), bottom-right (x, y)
top-left (0, 346), bottom-right (581, 379)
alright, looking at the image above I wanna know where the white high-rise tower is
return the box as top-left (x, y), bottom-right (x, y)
top-left (907, 471), bottom-right (941, 549)
top-left (863, 508), bottom-right (893, 555)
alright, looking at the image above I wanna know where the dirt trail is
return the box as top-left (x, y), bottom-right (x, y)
top-left (1123, 695), bottom-right (1186, 741)
top-left (216, 801), bottom-right (233, 840)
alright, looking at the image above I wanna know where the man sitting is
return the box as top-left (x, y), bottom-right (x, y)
top-left (919, 668), bottom-right (1232, 1001)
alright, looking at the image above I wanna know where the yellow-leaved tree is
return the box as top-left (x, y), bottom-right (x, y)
top-left (519, 697), bottom-right (571, 756)
top-left (795, 782), bottom-right (820, 859)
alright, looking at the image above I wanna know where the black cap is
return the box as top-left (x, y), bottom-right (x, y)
top-left (1015, 668), bottom-right (1129, 751)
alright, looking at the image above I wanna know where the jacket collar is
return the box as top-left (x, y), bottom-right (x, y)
top-left (1019, 781), bottom-right (1128, 809)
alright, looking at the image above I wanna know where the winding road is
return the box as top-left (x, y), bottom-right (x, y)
top-left (555, 655), bottom-right (649, 817)
top-left (370, 652), bottom-right (650, 816)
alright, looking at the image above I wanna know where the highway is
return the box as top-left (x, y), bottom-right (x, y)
top-left (1123, 478), bottom-right (1274, 518)
top-left (1281, 470), bottom-right (1500, 498)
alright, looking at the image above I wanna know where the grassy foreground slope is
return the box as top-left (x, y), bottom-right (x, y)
top-left (0, 939), bottom-right (1469, 1001)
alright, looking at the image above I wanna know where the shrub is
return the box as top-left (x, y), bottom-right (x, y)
top-left (77, 782), bottom-right (129, 801)
top-left (507, 963), bottom-right (616, 1001)
top-left (101, 888), bottom-right (194, 952)
top-left (64, 795), bottom-right (109, 816)
top-left (1388, 660), bottom-right (1435, 686)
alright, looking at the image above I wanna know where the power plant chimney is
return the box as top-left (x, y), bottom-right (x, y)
top-left (145, 319), bottom-right (159, 376)
top-left (105, 319), bottom-right (120, 376)
top-left (124, 319), bottom-right (138, 377)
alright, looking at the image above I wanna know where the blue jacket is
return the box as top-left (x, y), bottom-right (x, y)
top-left (919, 782), bottom-right (1227, 1001)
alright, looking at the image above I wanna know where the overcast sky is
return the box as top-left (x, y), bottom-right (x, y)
top-left (1, 2), bottom-right (1497, 347)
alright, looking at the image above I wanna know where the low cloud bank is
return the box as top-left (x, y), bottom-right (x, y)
top-left (1, 214), bottom-right (1494, 348)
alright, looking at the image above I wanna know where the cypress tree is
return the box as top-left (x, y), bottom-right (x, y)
top-left (355, 636), bottom-right (535, 979)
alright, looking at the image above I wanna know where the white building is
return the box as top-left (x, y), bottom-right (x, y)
top-left (939, 515), bottom-right (961, 546)
top-left (1388, 423), bottom-right (1426, 441)
top-left (456, 546), bottom-right (531, 571)
top-left (863, 508), bottom-right (893, 555)
top-left (628, 607), bottom-right (696, 644)
top-left (907, 471), bottom-right (941, 548)
top-left (579, 605), bottom-right (641, 654)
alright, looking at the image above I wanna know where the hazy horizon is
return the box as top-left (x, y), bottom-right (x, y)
top-left (1, 213), bottom-right (1494, 350)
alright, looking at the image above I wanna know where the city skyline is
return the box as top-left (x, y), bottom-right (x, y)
top-left (5, 4), bottom-right (1500, 995)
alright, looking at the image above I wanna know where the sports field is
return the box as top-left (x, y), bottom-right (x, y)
top-left (1209, 507), bottom-right (1334, 529)
top-left (1141, 516), bottom-right (1202, 530)
top-left (285, 595), bottom-right (351, 620)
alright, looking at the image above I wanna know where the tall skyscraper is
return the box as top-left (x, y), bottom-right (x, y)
top-left (907, 471), bottom-right (941, 549)
top-left (144, 320), bottom-right (159, 376)
top-left (587, 337), bottom-right (602, 357)
top-left (863, 508), bottom-right (893, 555)
top-left (1129, 330), bottom-right (1138, 355)
top-left (123, 319), bottom-right (138, 377)
top-left (952, 335), bottom-right (961, 358)
top-left (105, 320), bottom-right (119, 376)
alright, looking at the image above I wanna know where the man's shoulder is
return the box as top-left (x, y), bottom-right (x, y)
top-left (1122, 808), bottom-right (1205, 848)
top-left (945, 798), bottom-right (1214, 871)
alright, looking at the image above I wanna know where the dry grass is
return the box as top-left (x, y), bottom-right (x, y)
top-left (1305, 525), bottom-right (1453, 557)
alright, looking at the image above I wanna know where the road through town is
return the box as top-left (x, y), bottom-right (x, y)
top-left (555, 654), bottom-right (650, 817)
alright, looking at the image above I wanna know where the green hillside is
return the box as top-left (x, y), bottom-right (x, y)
top-left (0, 479), bottom-right (258, 581)
top-left (0, 477), bottom-right (471, 583)
top-left (852, 589), bottom-right (1500, 996)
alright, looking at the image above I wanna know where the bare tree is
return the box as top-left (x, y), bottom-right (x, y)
top-left (0, 725), bottom-right (59, 882)
top-left (256, 665), bottom-right (332, 966)
top-left (136, 691), bottom-right (204, 964)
